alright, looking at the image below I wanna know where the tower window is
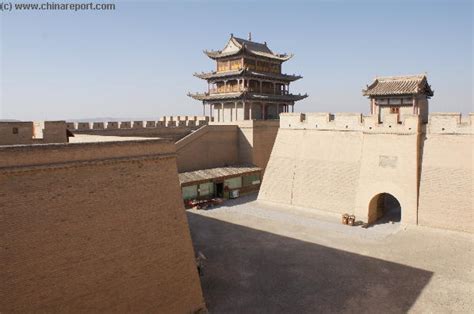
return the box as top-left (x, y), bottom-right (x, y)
top-left (12, 127), bottom-right (19, 134)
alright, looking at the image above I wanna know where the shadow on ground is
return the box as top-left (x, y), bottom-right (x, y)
top-left (210, 193), bottom-right (258, 209)
top-left (187, 213), bottom-right (433, 314)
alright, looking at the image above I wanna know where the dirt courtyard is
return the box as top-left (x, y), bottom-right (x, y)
top-left (187, 194), bottom-right (473, 314)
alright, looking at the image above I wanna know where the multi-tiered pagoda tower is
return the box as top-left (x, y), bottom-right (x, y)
top-left (188, 33), bottom-right (307, 122)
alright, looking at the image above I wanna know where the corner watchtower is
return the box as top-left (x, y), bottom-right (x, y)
top-left (363, 74), bottom-right (434, 123)
top-left (188, 33), bottom-right (307, 122)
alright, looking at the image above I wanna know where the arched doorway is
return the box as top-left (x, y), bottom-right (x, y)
top-left (368, 193), bottom-right (401, 224)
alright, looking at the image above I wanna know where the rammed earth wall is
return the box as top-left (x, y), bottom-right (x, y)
top-left (259, 112), bottom-right (473, 233)
top-left (0, 139), bottom-right (205, 312)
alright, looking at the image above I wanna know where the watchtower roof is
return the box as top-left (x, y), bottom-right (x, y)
top-left (204, 34), bottom-right (293, 61)
top-left (363, 74), bottom-right (434, 97)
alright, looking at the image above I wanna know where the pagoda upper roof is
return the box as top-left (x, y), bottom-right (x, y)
top-left (193, 69), bottom-right (302, 82)
top-left (204, 35), bottom-right (293, 62)
top-left (187, 91), bottom-right (308, 102)
top-left (363, 74), bottom-right (434, 97)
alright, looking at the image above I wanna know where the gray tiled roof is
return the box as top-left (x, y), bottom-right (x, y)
top-left (187, 92), bottom-right (244, 101)
top-left (363, 74), bottom-right (434, 97)
top-left (187, 92), bottom-right (308, 102)
top-left (204, 36), bottom-right (293, 61)
top-left (193, 69), bottom-right (302, 81)
top-left (234, 37), bottom-right (273, 54)
top-left (179, 165), bottom-right (261, 185)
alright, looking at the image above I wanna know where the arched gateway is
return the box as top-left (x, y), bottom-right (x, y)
top-left (368, 193), bottom-right (401, 224)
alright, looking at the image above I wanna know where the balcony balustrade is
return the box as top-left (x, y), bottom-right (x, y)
top-left (209, 86), bottom-right (290, 96)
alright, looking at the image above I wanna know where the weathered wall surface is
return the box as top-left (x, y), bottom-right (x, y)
top-left (176, 125), bottom-right (240, 172)
top-left (175, 121), bottom-right (279, 173)
top-left (249, 121), bottom-right (279, 170)
top-left (0, 140), bottom-right (205, 312)
top-left (259, 112), bottom-right (473, 233)
top-left (261, 128), bottom-right (363, 213)
top-left (0, 121), bottom-right (68, 145)
top-left (0, 122), bottom-right (34, 145)
top-left (234, 120), bottom-right (279, 171)
top-left (418, 113), bottom-right (473, 233)
top-left (354, 115), bottom-right (420, 225)
top-left (68, 116), bottom-right (210, 142)
top-left (259, 113), bottom-right (421, 225)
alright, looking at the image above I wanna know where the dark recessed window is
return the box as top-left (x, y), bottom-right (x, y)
top-left (12, 127), bottom-right (19, 134)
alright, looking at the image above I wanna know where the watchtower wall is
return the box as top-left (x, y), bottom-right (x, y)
top-left (259, 111), bottom-right (473, 233)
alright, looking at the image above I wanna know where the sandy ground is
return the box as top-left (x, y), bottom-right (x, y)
top-left (187, 194), bottom-right (473, 314)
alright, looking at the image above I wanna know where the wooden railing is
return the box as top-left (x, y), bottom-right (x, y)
top-left (208, 87), bottom-right (290, 95)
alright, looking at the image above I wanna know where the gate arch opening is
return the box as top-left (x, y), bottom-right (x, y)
top-left (368, 193), bottom-right (401, 224)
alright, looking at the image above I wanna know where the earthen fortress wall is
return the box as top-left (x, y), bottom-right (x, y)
top-left (0, 139), bottom-right (205, 312)
top-left (0, 121), bottom-right (68, 145)
top-left (67, 116), bottom-right (211, 141)
top-left (259, 112), bottom-right (473, 233)
top-left (175, 120), bottom-right (279, 173)
top-left (418, 113), bottom-right (473, 232)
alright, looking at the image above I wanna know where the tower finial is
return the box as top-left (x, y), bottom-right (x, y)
top-left (248, 32), bottom-right (252, 41)
top-left (230, 33), bottom-right (233, 38)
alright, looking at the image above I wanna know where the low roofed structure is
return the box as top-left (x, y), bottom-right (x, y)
top-left (363, 74), bottom-right (434, 123)
top-left (363, 74), bottom-right (434, 97)
top-left (179, 165), bottom-right (261, 186)
top-left (179, 165), bottom-right (262, 203)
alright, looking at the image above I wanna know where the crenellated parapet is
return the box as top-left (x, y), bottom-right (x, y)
top-left (66, 116), bottom-right (212, 131)
top-left (426, 112), bottom-right (473, 134)
top-left (279, 112), bottom-right (420, 134)
top-left (0, 120), bottom-right (68, 145)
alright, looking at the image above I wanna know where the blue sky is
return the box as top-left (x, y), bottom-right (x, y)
top-left (0, 0), bottom-right (472, 120)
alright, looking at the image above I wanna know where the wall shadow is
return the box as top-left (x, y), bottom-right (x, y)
top-left (187, 213), bottom-right (432, 314)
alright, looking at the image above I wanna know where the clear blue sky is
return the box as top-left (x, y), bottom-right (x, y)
top-left (0, 0), bottom-right (472, 120)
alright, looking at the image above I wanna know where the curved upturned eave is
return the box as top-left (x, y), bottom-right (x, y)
top-left (193, 70), bottom-right (303, 82)
top-left (203, 49), bottom-right (293, 62)
top-left (187, 92), bottom-right (308, 102)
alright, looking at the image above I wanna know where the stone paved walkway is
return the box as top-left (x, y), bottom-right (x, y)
top-left (187, 194), bottom-right (473, 313)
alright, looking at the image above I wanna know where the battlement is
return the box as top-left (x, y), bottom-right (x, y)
top-left (280, 112), bottom-right (420, 134)
top-left (67, 115), bottom-right (212, 131)
top-left (0, 120), bottom-right (68, 145)
top-left (426, 112), bottom-right (473, 134)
